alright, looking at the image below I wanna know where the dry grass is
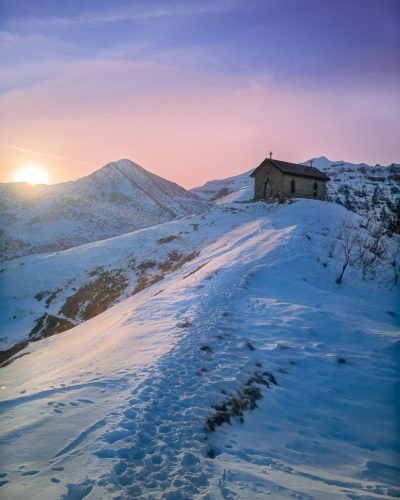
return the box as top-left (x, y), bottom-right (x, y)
top-left (59, 268), bottom-right (128, 321)
top-left (205, 370), bottom-right (277, 432)
top-left (157, 235), bottom-right (178, 244)
top-left (29, 313), bottom-right (75, 340)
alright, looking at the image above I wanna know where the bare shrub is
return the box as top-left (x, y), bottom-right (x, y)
top-left (329, 213), bottom-right (398, 286)
top-left (157, 235), bottom-right (177, 244)
top-left (334, 215), bottom-right (361, 284)
top-left (205, 371), bottom-right (277, 432)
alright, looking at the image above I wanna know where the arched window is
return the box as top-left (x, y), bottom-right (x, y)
top-left (290, 179), bottom-right (296, 194)
top-left (313, 182), bottom-right (318, 197)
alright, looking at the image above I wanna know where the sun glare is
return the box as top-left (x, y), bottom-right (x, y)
top-left (13, 165), bottom-right (50, 185)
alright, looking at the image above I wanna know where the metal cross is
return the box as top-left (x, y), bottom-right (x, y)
top-left (269, 151), bottom-right (273, 159)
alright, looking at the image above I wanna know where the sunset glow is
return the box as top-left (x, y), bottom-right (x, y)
top-left (12, 165), bottom-right (50, 185)
top-left (1, 0), bottom-right (399, 187)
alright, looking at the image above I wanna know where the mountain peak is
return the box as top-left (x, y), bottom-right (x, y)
top-left (302, 156), bottom-right (334, 169)
top-left (94, 158), bottom-right (144, 176)
top-left (1, 158), bottom-right (207, 260)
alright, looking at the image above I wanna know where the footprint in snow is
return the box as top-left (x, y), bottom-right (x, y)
top-left (21, 470), bottom-right (39, 476)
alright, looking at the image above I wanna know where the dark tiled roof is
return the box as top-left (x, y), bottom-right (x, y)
top-left (251, 158), bottom-right (330, 181)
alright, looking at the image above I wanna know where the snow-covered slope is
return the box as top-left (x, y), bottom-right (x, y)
top-left (0, 205), bottom-right (255, 357)
top-left (312, 156), bottom-right (400, 219)
top-left (191, 169), bottom-right (254, 203)
top-left (191, 157), bottom-right (400, 220)
top-left (0, 199), bottom-right (398, 499)
top-left (0, 159), bottom-right (207, 261)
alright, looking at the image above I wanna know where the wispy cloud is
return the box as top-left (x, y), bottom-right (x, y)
top-left (9, 1), bottom-right (247, 29)
top-left (1, 145), bottom-right (89, 166)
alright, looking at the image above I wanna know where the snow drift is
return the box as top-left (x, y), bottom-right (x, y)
top-left (0, 199), bottom-right (398, 499)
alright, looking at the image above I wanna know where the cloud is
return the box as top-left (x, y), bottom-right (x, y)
top-left (1, 145), bottom-right (88, 166)
top-left (1, 55), bottom-right (399, 187)
top-left (8, 1), bottom-right (248, 29)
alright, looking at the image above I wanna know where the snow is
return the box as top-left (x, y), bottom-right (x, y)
top-left (191, 157), bottom-right (400, 222)
top-left (190, 169), bottom-right (254, 202)
top-left (0, 203), bottom-right (265, 351)
top-left (0, 159), bottom-right (207, 261)
top-left (0, 199), bottom-right (398, 498)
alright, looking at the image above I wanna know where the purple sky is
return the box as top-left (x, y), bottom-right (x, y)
top-left (1, 0), bottom-right (399, 187)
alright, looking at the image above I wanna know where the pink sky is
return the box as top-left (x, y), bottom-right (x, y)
top-left (1, 59), bottom-right (399, 188)
top-left (1, 1), bottom-right (399, 188)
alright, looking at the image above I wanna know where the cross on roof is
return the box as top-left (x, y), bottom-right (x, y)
top-left (269, 151), bottom-right (273, 159)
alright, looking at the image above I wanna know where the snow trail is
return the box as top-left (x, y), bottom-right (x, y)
top-left (60, 224), bottom-right (289, 498)
top-left (1, 200), bottom-right (398, 499)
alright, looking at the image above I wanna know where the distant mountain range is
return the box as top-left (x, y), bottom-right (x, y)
top-left (0, 159), bottom-right (207, 261)
top-left (1, 156), bottom-right (399, 262)
top-left (191, 156), bottom-right (400, 220)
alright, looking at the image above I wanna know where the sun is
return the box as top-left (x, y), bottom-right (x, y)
top-left (13, 164), bottom-right (50, 185)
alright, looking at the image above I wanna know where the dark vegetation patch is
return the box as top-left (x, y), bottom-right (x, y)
top-left (245, 341), bottom-right (255, 351)
top-left (133, 251), bottom-right (200, 295)
top-left (337, 356), bottom-right (347, 364)
top-left (0, 351), bottom-right (30, 368)
top-left (157, 235), bottom-right (177, 244)
top-left (183, 262), bottom-right (209, 279)
top-left (59, 269), bottom-right (128, 321)
top-left (177, 321), bottom-right (192, 328)
top-left (2, 250), bottom-right (200, 368)
top-left (196, 367), bottom-right (208, 376)
top-left (200, 345), bottom-right (213, 353)
top-left (2, 313), bottom-right (77, 367)
top-left (223, 206), bottom-right (241, 213)
top-left (0, 340), bottom-right (29, 367)
top-left (206, 447), bottom-right (217, 459)
top-left (132, 273), bottom-right (164, 295)
top-left (211, 187), bottom-right (231, 201)
top-left (205, 371), bottom-right (277, 432)
top-left (35, 287), bottom-right (63, 308)
top-left (137, 260), bottom-right (157, 272)
top-left (158, 250), bottom-right (199, 273)
top-left (30, 313), bottom-right (75, 340)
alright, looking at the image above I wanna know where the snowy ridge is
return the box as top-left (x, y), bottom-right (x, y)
top-left (0, 200), bottom-right (398, 498)
top-left (191, 157), bottom-right (400, 220)
top-left (311, 156), bottom-right (400, 219)
top-left (0, 205), bottom-right (260, 353)
top-left (191, 169), bottom-right (254, 203)
top-left (0, 159), bottom-right (207, 261)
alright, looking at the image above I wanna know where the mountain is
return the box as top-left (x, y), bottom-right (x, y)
top-left (0, 159), bottom-right (208, 261)
top-left (191, 156), bottom-right (400, 221)
top-left (190, 168), bottom-right (254, 203)
top-left (0, 198), bottom-right (398, 498)
top-left (311, 156), bottom-right (400, 220)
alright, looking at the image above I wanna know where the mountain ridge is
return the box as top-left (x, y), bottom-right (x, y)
top-left (191, 156), bottom-right (400, 220)
top-left (0, 198), bottom-right (398, 498)
top-left (0, 159), bottom-right (208, 261)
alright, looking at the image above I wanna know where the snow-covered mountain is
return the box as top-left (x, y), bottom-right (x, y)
top-left (0, 197), bottom-right (399, 498)
top-left (313, 156), bottom-right (400, 220)
top-left (190, 169), bottom-right (254, 203)
top-left (0, 159), bottom-right (207, 261)
top-left (192, 156), bottom-right (400, 220)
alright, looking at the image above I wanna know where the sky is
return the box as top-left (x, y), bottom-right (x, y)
top-left (0, 0), bottom-right (399, 188)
